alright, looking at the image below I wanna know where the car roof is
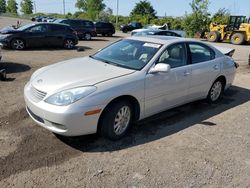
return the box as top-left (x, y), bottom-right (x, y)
top-left (34, 22), bottom-right (70, 27)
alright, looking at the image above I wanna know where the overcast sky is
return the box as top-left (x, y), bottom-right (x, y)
top-left (15, 0), bottom-right (250, 17)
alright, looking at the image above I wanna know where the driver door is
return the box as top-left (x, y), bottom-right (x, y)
top-left (144, 43), bottom-right (191, 116)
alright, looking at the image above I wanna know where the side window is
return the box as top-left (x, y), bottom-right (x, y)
top-left (189, 43), bottom-right (215, 64)
top-left (27, 25), bottom-right (48, 33)
top-left (158, 43), bottom-right (187, 68)
top-left (50, 25), bottom-right (65, 32)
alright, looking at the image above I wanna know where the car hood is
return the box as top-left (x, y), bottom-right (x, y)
top-left (0, 26), bottom-right (21, 34)
top-left (31, 56), bottom-right (136, 93)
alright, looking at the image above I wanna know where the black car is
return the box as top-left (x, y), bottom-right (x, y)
top-left (0, 23), bottom-right (78, 50)
top-left (95, 21), bottom-right (115, 36)
top-left (120, 22), bottom-right (142, 33)
top-left (55, 19), bottom-right (96, 40)
top-left (131, 29), bottom-right (182, 37)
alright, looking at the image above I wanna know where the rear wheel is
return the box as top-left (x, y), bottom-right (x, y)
top-left (231, 33), bottom-right (245, 45)
top-left (107, 31), bottom-right (113, 37)
top-left (207, 79), bottom-right (224, 103)
top-left (11, 39), bottom-right (25, 50)
top-left (84, 33), bottom-right (92, 40)
top-left (207, 31), bottom-right (220, 42)
top-left (64, 39), bottom-right (75, 49)
top-left (99, 100), bottom-right (133, 140)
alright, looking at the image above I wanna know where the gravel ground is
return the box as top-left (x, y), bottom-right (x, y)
top-left (0, 17), bottom-right (250, 188)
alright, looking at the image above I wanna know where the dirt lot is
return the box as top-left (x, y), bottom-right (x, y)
top-left (0, 17), bottom-right (250, 187)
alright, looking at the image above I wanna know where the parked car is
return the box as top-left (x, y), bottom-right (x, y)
top-left (94, 21), bottom-right (115, 36)
top-left (24, 36), bottom-right (237, 140)
top-left (120, 22), bottom-right (142, 33)
top-left (0, 23), bottom-right (78, 50)
top-left (131, 29), bottom-right (182, 37)
top-left (54, 19), bottom-right (96, 40)
top-left (0, 43), bottom-right (6, 81)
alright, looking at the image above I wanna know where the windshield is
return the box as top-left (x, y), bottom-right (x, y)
top-left (92, 39), bottom-right (162, 70)
top-left (17, 23), bottom-right (36, 31)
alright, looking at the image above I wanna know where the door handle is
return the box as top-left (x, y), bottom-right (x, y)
top-left (183, 71), bottom-right (191, 76)
top-left (213, 65), bottom-right (219, 70)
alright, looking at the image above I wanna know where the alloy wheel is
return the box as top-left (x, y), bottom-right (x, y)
top-left (13, 39), bottom-right (25, 50)
top-left (113, 106), bottom-right (131, 135)
top-left (64, 39), bottom-right (74, 49)
top-left (210, 81), bottom-right (222, 102)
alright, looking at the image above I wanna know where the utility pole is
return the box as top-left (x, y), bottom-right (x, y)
top-left (116, 0), bottom-right (119, 29)
top-left (33, 0), bottom-right (36, 13)
top-left (63, 0), bottom-right (66, 15)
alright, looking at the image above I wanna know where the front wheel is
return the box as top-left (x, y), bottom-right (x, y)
top-left (99, 101), bottom-right (133, 140)
top-left (207, 79), bottom-right (224, 103)
top-left (11, 39), bottom-right (25, 50)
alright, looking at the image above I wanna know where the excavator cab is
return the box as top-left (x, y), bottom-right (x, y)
top-left (226, 16), bottom-right (246, 31)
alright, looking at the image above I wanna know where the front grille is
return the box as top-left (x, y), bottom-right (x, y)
top-left (31, 86), bottom-right (47, 101)
top-left (27, 107), bottom-right (44, 124)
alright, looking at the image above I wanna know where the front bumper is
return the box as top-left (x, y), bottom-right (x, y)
top-left (24, 82), bottom-right (105, 136)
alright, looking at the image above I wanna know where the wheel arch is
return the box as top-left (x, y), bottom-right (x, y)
top-left (97, 95), bottom-right (141, 132)
top-left (214, 75), bottom-right (227, 90)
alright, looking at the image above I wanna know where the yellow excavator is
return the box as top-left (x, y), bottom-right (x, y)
top-left (206, 15), bottom-right (250, 45)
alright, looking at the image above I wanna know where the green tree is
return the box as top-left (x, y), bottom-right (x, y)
top-left (183, 0), bottom-right (210, 37)
top-left (211, 8), bottom-right (230, 24)
top-left (6, 0), bottom-right (17, 14)
top-left (130, 0), bottom-right (157, 23)
top-left (99, 7), bottom-right (112, 22)
top-left (20, 0), bottom-right (33, 14)
top-left (75, 0), bottom-right (106, 20)
top-left (0, 0), bottom-right (6, 13)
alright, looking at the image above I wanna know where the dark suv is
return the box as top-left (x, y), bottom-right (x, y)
top-left (0, 23), bottom-right (78, 50)
top-left (55, 19), bottom-right (96, 40)
top-left (120, 22), bottom-right (142, 33)
top-left (95, 22), bottom-right (115, 36)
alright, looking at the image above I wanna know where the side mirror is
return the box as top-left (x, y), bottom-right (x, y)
top-left (148, 63), bottom-right (170, 74)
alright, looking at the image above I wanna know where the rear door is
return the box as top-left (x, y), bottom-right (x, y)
top-left (47, 25), bottom-right (66, 46)
top-left (187, 43), bottom-right (220, 100)
top-left (24, 24), bottom-right (49, 47)
top-left (144, 43), bottom-right (191, 116)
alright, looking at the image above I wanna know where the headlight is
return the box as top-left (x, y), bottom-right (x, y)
top-left (45, 86), bottom-right (97, 106)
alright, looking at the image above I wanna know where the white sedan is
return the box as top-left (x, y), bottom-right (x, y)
top-left (24, 36), bottom-right (237, 140)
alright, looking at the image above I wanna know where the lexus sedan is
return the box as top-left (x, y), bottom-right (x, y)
top-left (24, 36), bottom-right (237, 140)
top-left (0, 23), bottom-right (78, 50)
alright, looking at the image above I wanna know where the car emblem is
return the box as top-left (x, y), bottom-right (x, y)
top-left (37, 79), bottom-right (43, 83)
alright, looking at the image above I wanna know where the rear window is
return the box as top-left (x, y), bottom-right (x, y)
top-left (50, 25), bottom-right (66, 32)
top-left (189, 43), bottom-right (215, 64)
top-left (82, 21), bottom-right (94, 27)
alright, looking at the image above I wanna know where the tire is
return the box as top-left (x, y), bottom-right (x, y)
top-left (102, 33), bottom-right (106, 37)
top-left (11, 39), bottom-right (25, 50)
top-left (84, 33), bottom-right (92, 40)
top-left (0, 69), bottom-right (6, 81)
top-left (64, 39), bottom-right (75, 49)
top-left (207, 79), bottom-right (224, 103)
top-left (123, 29), bottom-right (128, 33)
top-left (107, 31), bottom-right (113, 37)
top-left (207, 31), bottom-right (220, 42)
top-left (231, 33), bottom-right (245, 45)
top-left (99, 100), bottom-right (133, 140)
